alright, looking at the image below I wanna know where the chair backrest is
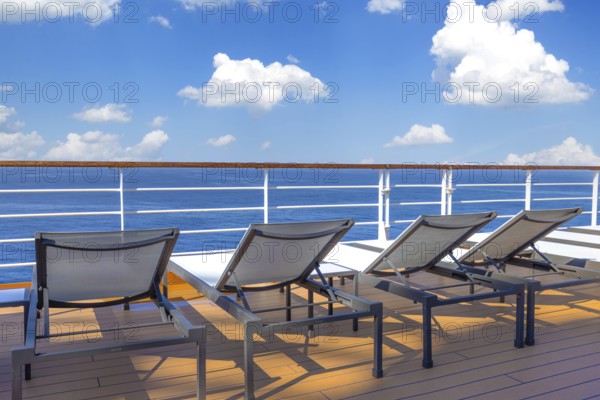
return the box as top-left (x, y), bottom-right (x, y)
top-left (35, 228), bottom-right (179, 308)
top-left (363, 212), bottom-right (496, 274)
top-left (460, 208), bottom-right (582, 265)
top-left (216, 219), bottom-right (354, 290)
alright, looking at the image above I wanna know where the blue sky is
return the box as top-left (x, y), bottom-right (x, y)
top-left (1, 0), bottom-right (599, 164)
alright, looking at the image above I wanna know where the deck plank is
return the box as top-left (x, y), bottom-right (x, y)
top-left (0, 275), bottom-right (599, 399)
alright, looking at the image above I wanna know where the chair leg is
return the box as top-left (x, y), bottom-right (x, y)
top-left (243, 326), bottom-right (255, 400)
top-left (12, 353), bottom-right (22, 400)
top-left (196, 341), bottom-right (206, 400)
top-left (422, 301), bottom-right (433, 368)
top-left (23, 303), bottom-right (31, 380)
top-left (514, 290), bottom-right (525, 348)
top-left (328, 277), bottom-right (334, 315)
top-left (307, 290), bottom-right (314, 338)
top-left (525, 288), bottom-right (536, 346)
top-left (372, 304), bottom-right (384, 378)
top-left (285, 285), bottom-right (291, 322)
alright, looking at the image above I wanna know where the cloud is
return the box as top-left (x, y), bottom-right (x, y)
top-left (150, 116), bottom-right (168, 128)
top-left (149, 15), bottom-right (172, 28)
top-left (261, 140), bottom-right (271, 150)
top-left (0, 0), bottom-right (120, 24)
top-left (177, 0), bottom-right (214, 10)
top-left (504, 137), bottom-right (600, 166)
top-left (73, 104), bottom-right (132, 123)
top-left (287, 55), bottom-right (300, 64)
top-left (0, 105), bottom-right (16, 124)
top-left (360, 158), bottom-right (375, 164)
top-left (0, 106), bottom-right (44, 159)
top-left (178, 53), bottom-right (328, 111)
top-left (207, 134), bottom-right (236, 147)
top-left (384, 124), bottom-right (454, 147)
top-left (493, 0), bottom-right (565, 20)
top-left (0, 131), bottom-right (45, 159)
top-left (44, 130), bottom-right (168, 161)
top-left (366, 0), bottom-right (403, 14)
top-left (430, 0), bottom-right (591, 106)
top-left (129, 130), bottom-right (169, 157)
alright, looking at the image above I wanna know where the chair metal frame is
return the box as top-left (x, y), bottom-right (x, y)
top-left (460, 208), bottom-right (600, 345)
top-left (167, 219), bottom-right (383, 400)
top-left (11, 228), bottom-right (206, 400)
top-left (321, 212), bottom-right (527, 368)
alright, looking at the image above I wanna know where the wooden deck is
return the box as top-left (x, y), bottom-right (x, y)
top-left (1, 273), bottom-right (600, 400)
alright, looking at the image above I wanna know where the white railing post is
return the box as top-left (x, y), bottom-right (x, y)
top-left (377, 169), bottom-right (384, 240)
top-left (592, 171), bottom-right (599, 226)
top-left (447, 168), bottom-right (453, 215)
top-left (119, 167), bottom-right (125, 230)
top-left (385, 168), bottom-right (390, 239)
top-left (377, 168), bottom-right (390, 241)
top-left (525, 170), bottom-right (532, 211)
top-left (263, 168), bottom-right (269, 223)
top-left (441, 169), bottom-right (447, 215)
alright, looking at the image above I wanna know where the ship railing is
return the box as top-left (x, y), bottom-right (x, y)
top-left (0, 162), bottom-right (598, 278)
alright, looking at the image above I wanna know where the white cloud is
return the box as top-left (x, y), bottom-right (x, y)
top-left (0, 106), bottom-right (44, 159)
top-left (287, 55), bottom-right (300, 64)
top-left (504, 137), bottom-right (600, 166)
top-left (493, 0), bottom-right (565, 21)
top-left (149, 15), bottom-right (172, 28)
top-left (150, 116), bottom-right (168, 128)
top-left (261, 140), bottom-right (271, 150)
top-left (0, 105), bottom-right (16, 124)
top-left (430, 0), bottom-right (591, 106)
top-left (360, 158), bottom-right (375, 164)
top-left (384, 124), bottom-right (454, 147)
top-left (207, 134), bottom-right (236, 147)
top-left (0, 0), bottom-right (120, 24)
top-left (44, 130), bottom-right (169, 161)
top-left (73, 104), bottom-right (132, 123)
top-left (177, 0), bottom-right (213, 10)
top-left (178, 53), bottom-right (328, 111)
top-left (366, 0), bottom-right (403, 14)
top-left (0, 131), bottom-right (45, 159)
top-left (128, 130), bottom-right (169, 158)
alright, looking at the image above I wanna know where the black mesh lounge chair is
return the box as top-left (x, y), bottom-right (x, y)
top-left (167, 219), bottom-right (383, 400)
top-left (319, 212), bottom-right (527, 368)
top-left (11, 228), bottom-right (206, 400)
top-left (459, 207), bottom-right (600, 345)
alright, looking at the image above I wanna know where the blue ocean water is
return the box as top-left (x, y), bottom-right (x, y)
top-left (0, 166), bottom-right (596, 283)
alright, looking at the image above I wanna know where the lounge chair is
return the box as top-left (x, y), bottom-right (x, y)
top-left (319, 212), bottom-right (527, 368)
top-left (167, 219), bottom-right (383, 400)
top-left (459, 207), bottom-right (600, 345)
top-left (11, 228), bottom-right (206, 400)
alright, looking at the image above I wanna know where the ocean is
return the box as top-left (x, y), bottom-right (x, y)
top-left (0, 166), bottom-right (596, 284)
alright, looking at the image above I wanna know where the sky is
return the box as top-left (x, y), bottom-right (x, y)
top-left (0, 0), bottom-right (599, 165)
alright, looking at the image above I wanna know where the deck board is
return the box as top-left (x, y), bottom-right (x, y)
top-left (1, 273), bottom-right (600, 399)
